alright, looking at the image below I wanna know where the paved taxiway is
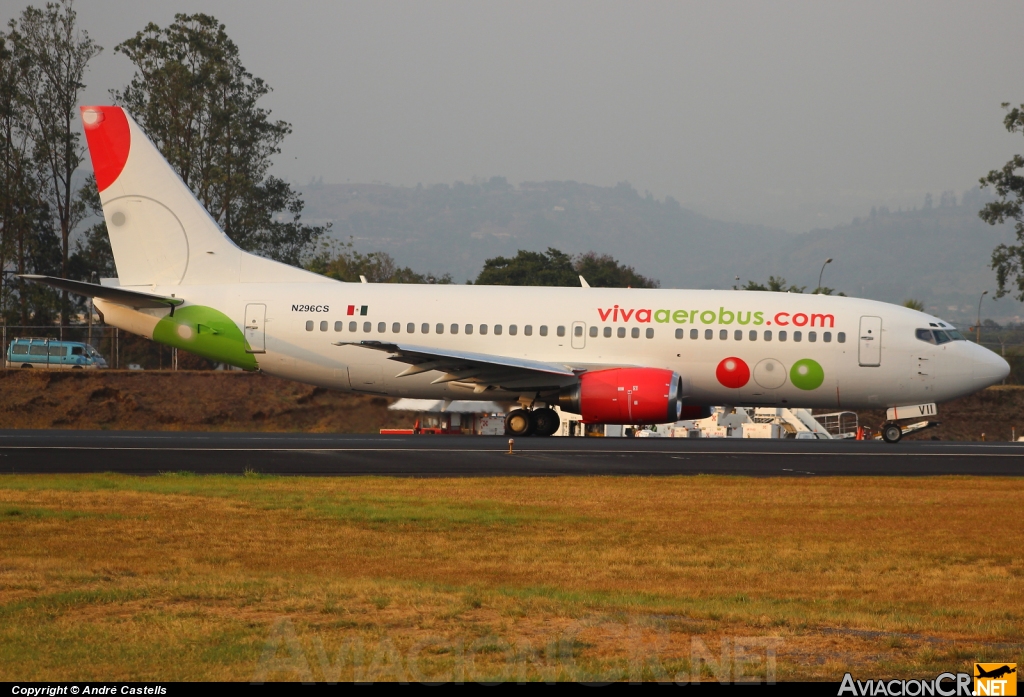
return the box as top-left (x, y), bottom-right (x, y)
top-left (0, 430), bottom-right (1022, 476)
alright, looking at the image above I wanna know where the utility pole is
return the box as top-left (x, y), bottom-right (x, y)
top-left (976, 290), bottom-right (988, 344)
top-left (817, 258), bottom-right (833, 293)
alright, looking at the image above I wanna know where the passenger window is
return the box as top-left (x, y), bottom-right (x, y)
top-left (734, 330), bottom-right (742, 341)
top-left (421, 323), bottom-right (430, 333)
top-left (646, 328), bottom-right (654, 339)
top-left (915, 329), bottom-right (936, 344)
top-left (407, 323), bottom-right (415, 333)
top-left (335, 321), bottom-right (343, 332)
top-left (574, 325), bottom-right (583, 337)
top-left (392, 322), bottom-right (401, 333)
top-left (436, 323), bottom-right (444, 334)
top-left (764, 330), bottom-right (772, 341)
top-left (809, 331), bottom-right (817, 342)
top-left (72, 346), bottom-right (84, 355)
top-left (378, 322), bottom-right (386, 333)
top-left (494, 325), bottom-right (503, 335)
top-left (320, 321), bottom-right (328, 332)
top-left (705, 329), bottom-right (713, 340)
top-left (480, 324), bottom-right (488, 335)
top-left (540, 325), bottom-right (548, 337)
top-left (465, 324), bottom-right (473, 335)
top-left (604, 327), bottom-right (612, 338)
top-left (823, 332), bottom-right (832, 343)
top-left (305, 320), bottom-right (313, 331)
top-left (557, 326), bottom-right (565, 337)
top-left (779, 331), bottom-right (787, 341)
top-left (690, 329), bottom-right (698, 339)
top-left (749, 330), bottom-right (757, 341)
top-left (793, 331), bottom-right (802, 342)
top-left (451, 324), bottom-right (459, 335)
top-left (675, 328), bottom-right (684, 339)
top-left (838, 332), bottom-right (846, 343)
top-left (631, 327), bottom-right (640, 338)
top-left (363, 322), bottom-right (372, 332)
top-left (589, 326), bottom-right (598, 337)
top-left (617, 327), bottom-right (626, 338)
top-left (350, 321), bottom-right (357, 332)
top-left (524, 325), bottom-right (532, 336)
top-left (509, 325), bottom-right (518, 336)
top-left (719, 329), bottom-right (727, 340)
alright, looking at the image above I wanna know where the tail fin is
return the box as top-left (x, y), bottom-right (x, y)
top-left (80, 106), bottom-right (329, 287)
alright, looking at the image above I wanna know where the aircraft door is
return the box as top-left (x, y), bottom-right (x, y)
top-left (571, 322), bottom-right (586, 349)
top-left (858, 316), bottom-right (882, 367)
top-left (244, 303), bottom-right (266, 353)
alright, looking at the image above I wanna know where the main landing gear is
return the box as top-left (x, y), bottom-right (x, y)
top-left (505, 407), bottom-right (560, 437)
top-left (881, 422), bottom-right (903, 444)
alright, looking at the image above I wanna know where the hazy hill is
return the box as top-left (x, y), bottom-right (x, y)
top-left (300, 179), bottom-right (1020, 324)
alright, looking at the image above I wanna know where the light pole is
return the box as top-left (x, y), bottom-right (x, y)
top-left (817, 258), bottom-right (833, 293)
top-left (976, 290), bottom-right (988, 344)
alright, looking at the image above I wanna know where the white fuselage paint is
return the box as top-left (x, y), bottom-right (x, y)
top-left (97, 283), bottom-right (1010, 410)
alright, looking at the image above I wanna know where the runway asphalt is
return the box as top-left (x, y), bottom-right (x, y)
top-left (0, 430), bottom-right (1022, 476)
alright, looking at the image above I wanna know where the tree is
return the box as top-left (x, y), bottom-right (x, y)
top-left (475, 248), bottom-right (658, 287)
top-left (113, 13), bottom-right (325, 266)
top-left (0, 29), bottom-right (62, 324)
top-left (305, 238), bottom-right (452, 284)
top-left (902, 299), bottom-right (925, 311)
top-left (574, 252), bottom-right (659, 288)
top-left (735, 276), bottom-right (806, 293)
top-left (10, 0), bottom-right (100, 324)
top-left (980, 103), bottom-right (1024, 301)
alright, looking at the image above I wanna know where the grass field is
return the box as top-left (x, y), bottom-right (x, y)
top-left (0, 474), bottom-right (1021, 682)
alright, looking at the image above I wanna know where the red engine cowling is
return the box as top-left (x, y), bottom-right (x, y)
top-left (559, 368), bottom-right (683, 424)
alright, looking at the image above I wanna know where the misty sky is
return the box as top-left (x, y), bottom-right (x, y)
top-left (6, 0), bottom-right (1024, 232)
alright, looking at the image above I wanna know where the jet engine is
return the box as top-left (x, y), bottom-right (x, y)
top-left (559, 367), bottom-right (683, 424)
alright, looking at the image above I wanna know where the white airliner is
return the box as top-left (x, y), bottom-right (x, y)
top-left (22, 106), bottom-right (1010, 443)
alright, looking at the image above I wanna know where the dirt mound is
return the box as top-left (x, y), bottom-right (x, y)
top-left (0, 370), bottom-right (415, 433)
top-left (0, 370), bottom-right (1019, 440)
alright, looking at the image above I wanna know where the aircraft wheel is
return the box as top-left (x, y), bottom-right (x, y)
top-left (881, 422), bottom-right (903, 444)
top-left (505, 409), bottom-right (534, 437)
top-left (530, 408), bottom-right (560, 437)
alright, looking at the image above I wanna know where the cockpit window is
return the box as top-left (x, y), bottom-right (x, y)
top-left (917, 327), bottom-right (965, 344)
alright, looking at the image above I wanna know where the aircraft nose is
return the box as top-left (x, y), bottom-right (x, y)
top-left (971, 345), bottom-right (1011, 385)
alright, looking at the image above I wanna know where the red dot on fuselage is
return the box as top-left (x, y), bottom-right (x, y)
top-left (716, 356), bottom-right (750, 389)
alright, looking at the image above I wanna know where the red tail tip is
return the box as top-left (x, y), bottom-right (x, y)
top-left (81, 106), bottom-right (130, 192)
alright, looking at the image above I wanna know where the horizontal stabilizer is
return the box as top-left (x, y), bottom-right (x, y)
top-left (17, 275), bottom-right (184, 309)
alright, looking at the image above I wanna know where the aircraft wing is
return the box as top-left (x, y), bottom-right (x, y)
top-left (335, 340), bottom-right (579, 393)
top-left (17, 275), bottom-right (184, 309)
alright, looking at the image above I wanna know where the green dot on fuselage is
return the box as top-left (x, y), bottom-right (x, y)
top-left (790, 358), bottom-right (824, 390)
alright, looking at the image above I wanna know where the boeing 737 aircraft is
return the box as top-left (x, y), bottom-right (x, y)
top-left (21, 107), bottom-right (1011, 442)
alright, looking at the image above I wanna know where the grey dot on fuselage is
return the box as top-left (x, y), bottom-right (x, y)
top-left (111, 211), bottom-right (126, 226)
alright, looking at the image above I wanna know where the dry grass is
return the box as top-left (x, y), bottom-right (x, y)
top-left (0, 474), bottom-right (1021, 682)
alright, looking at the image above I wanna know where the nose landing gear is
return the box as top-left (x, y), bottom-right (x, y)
top-left (504, 407), bottom-right (560, 437)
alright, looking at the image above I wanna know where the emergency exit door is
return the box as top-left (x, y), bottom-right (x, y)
top-left (244, 303), bottom-right (266, 353)
top-left (571, 322), bottom-right (586, 349)
top-left (858, 316), bottom-right (882, 367)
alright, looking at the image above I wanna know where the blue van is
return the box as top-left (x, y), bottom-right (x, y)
top-left (5, 338), bottom-right (108, 370)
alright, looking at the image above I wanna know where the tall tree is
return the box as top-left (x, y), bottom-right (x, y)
top-left (113, 14), bottom-right (325, 265)
top-left (475, 248), bottom-right (659, 287)
top-left (11, 0), bottom-right (100, 324)
top-left (980, 102), bottom-right (1024, 301)
top-left (305, 238), bottom-right (452, 284)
